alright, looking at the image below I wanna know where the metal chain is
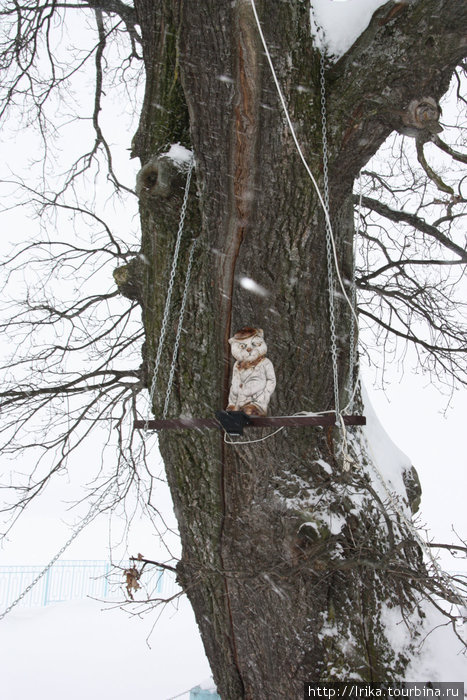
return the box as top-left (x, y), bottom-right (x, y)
top-left (0, 482), bottom-right (115, 621)
top-left (146, 157), bottom-right (194, 426)
top-left (347, 178), bottom-right (362, 412)
top-left (162, 237), bottom-right (198, 418)
top-left (320, 55), bottom-right (340, 418)
top-left (347, 258), bottom-right (357, 411)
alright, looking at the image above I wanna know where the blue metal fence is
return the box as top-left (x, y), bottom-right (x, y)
top-left (0, 560), bottom-right (176, 609)
top-left (189, 687), bottom-right (220, 699)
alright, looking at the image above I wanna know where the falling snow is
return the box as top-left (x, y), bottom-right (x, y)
top-left (239, 276), bottom-right (269, 298)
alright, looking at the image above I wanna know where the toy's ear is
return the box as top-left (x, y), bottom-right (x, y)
top-left (256, 328), bottom-right (264, 338)
top-left (228, 337), bottom-right (235, 345)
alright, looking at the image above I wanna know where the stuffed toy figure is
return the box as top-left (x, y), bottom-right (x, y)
top-left (227, 327), bottom-right (276, 416)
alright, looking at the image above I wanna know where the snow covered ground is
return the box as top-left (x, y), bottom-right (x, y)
top-left (0, 596), bottom-right (212, 700)
top-left (0, 593), bottom-right (465, 700)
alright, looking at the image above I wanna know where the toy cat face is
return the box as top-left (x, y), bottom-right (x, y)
top-left (229, 330), bottom-right (267, 363)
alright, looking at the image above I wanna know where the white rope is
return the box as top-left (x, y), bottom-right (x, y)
top-left (249, 0), bottom-right (359, 336)
top-left (248, 0), bottom-right (366, 470)
top-left (223, 425), bottom-right (285, 445)
top-left (146, 157), bottom-right (194, 427)
top-left (222, 409), bottom-right (339, 447)
top-left (249, 0), bottom-right (359, 436)
top-left (222, 410), bottom-right (349, 449)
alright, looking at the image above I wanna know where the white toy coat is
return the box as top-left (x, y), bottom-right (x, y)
top-left (228, 356), bottom-right (276, 415)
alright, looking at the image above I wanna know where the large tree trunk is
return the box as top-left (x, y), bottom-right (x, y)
top-left (132, 1), bottom-right (466, 696)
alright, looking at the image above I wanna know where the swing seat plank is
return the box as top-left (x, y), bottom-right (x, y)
top-left (134, 413), bottom-right (366, 431)
top-left (135, 417), bottom-right (219, 430)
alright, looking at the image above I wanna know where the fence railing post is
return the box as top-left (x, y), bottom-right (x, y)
top-left (43, 568), bottom-right (51, 607)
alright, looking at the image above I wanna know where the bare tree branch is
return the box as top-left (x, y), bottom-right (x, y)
top-left (357, 195), bottom-right (467, 262)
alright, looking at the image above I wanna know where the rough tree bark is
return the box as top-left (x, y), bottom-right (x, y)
top-left (130, 1), bottom-right (466, 696)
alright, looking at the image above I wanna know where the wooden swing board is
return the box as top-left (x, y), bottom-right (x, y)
top-left (134, 414), bottom-right (366, 431)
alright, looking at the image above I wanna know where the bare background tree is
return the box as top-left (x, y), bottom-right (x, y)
top-left (0, 0), bottom-right (466, 696)
top-left (356, 111), bottom-right (467, 388)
